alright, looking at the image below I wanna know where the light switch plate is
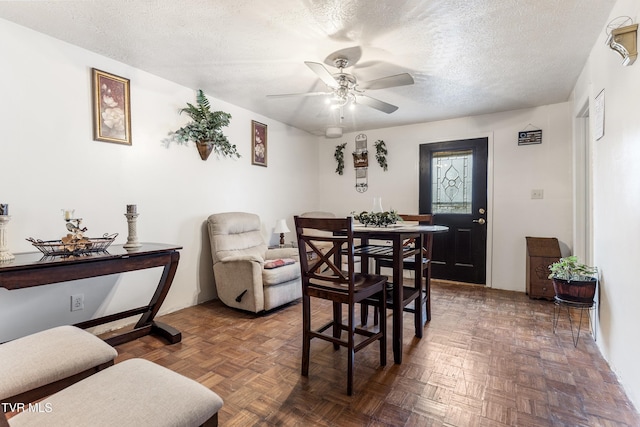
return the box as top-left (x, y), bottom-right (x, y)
top-left (531, 189), bottom-right (544, 199)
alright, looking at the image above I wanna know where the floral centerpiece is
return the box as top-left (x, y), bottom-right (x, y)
top-left (352, 210), bottom-right (402, 227)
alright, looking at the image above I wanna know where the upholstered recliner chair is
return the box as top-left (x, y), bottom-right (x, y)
top-left (207, 212), bottom-right (302, 313)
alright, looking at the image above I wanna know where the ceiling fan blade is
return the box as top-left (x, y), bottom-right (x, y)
top-left (358, 73), bottom-right (414, 90)
top-left (355, 94), bottom-right (399, 114)
top-left (304, 61), bottom-right (339, 88)
top-left (267, 91), bottom-right (329, 98)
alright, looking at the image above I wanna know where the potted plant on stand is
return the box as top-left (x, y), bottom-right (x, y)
top-left (172, 89), bottom-right (240, 161)
top-left (548, 256), bottom-right (598, 303)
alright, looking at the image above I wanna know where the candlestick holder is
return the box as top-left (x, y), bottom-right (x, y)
top-left (123, 211), bottom-right (141, 249)
top-left (0, 215), bottom-right (15, 261)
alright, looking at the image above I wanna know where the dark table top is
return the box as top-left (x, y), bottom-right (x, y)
top-left (0, 243), bottom-right (182, 272)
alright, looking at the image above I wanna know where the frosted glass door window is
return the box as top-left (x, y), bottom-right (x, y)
top-left (431, 150), bottom-right (473, 214)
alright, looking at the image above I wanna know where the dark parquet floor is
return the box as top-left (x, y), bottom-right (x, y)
top-left (114, 281), bottom-right (640, 426)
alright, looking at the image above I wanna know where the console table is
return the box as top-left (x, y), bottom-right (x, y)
top-left (0, 243), bottom-right (182, 346)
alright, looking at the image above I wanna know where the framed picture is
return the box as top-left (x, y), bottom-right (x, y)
top-left (251, 120), bottom-right (267, 166)
top-left (92, 68), bottom-right (131, 145)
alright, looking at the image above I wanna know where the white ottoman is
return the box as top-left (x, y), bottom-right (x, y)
top-left (0, 326), bottom-right (117, 406)
top-left (7, 358), bottom-right (224, 427)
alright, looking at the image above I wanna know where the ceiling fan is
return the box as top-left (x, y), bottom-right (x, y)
top-left (268, 56), bottom-right (414, 114)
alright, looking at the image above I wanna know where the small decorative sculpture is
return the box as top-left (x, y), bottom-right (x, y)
top-left (0, 206), bottom-right (15, 261)
top-left (60, 217), bottom-right (90, 253)
top-left (124, 205), bottom-right (141, 249)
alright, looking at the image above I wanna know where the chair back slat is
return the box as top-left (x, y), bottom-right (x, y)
top-left (399, 214), bottom-right (434, 258)
top-left (294, 216), bottom-right (356, 292)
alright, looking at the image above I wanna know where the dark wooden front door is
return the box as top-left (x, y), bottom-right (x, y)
top-left (419, 138), bottom-right (488, 284)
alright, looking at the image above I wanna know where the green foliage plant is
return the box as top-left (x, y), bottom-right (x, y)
top-left (548, 256), bottom-right (597, 281)
top-left (173, 89), bottom-right (240, 158)
top-left (374, 140), bottom-right (388, 171)
top-left (334, 143), bottom-right (346, 175)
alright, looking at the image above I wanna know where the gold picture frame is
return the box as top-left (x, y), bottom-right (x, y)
top-left (92, 68), bottom-right (131, 145)
top-left (251, 120), bottom-right (267, 166)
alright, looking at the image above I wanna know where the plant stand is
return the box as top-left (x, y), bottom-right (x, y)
top-left (553, 296), bottom-right (595, 347)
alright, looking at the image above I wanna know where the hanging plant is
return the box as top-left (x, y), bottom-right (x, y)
top-left (374, 140), bottom-right (388, 171)
top-left (334, 143), bottom-right (346, 175)
top-left (170, 89), bottom-right (240, 160)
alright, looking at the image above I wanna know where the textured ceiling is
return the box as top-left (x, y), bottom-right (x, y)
top-left (0, 0), bottom-right (616, 136)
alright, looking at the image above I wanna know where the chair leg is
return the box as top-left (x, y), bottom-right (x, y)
top-left (301, 295), bottom-right (311, 377)
top-left (347, 305), bottom-right (355, 396)
top-left (333, 302), bottom-right (341, 350)
top-left (360, 302), bottom-right (369, 326)
top-left (425, 269), bottom-right (432, 322)
top-left (373, 303), bottom-right (379, 325)
top-left (414, 288), bottom-right (424, 338)
top-left (379, 288), bottom-right (387, 367)
top-left (372, 260), bottom-right (382, 326)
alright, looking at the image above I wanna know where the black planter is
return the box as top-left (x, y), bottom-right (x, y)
top-left (552, 277), bottom-right (597, 303)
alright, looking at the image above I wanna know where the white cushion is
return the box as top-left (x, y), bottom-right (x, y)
top-left (0, 326), bottom-right (117, 401)
top-left (9, 358), bottom-right (223, 427)
top-left (262, 262), bottom-right (300, 286)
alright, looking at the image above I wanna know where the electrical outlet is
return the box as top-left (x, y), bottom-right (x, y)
top-left (71, 294), bottom-right (84, 311)
top-left (531, 189), bottom-right (544, 199)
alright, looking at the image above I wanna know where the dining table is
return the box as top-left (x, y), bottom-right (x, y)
top-left (351, 223), bottom-right (449, 364)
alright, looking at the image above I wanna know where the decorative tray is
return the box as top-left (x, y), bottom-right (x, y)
top-left (26, 233), bottom-right (118, 256)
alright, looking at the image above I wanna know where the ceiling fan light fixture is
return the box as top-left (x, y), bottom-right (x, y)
top-left (325, 126), bottom-right (343, 138)
top-left (606, 19), bottom-right (638, 66)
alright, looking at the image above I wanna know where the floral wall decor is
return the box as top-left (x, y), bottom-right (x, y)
top-left (251, 120), bottom-right (267, 166)
top-left (334, 143), bottom-right (346, 175)
top-left (374, 139), bottom-right (388, 171)
top-left (92, 68), bottom-right (131, 145)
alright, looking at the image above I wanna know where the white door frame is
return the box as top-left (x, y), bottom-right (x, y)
top-left (573, 95), bottom-right (597, 332)
top-left (573, 97), bottom-right (594, 265)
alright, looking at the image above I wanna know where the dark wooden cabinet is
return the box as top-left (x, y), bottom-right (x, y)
top-left (525, 237), bottom-right (561, 300)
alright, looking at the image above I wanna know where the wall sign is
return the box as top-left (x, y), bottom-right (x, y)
top-left (353, 133), bottom-right (368, 192)
top-left (518, 129), bottom-right (542, 145)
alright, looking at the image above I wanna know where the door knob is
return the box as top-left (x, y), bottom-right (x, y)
top-left (473, 218), bottom-right (486, 225)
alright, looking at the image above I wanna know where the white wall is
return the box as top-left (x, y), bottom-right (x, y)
top-left (317, 104), bottom-right (574, 292)
top-left (0, 18), bottom-right (320, 342)
top-left (572, 0), bottom-right (640, 408)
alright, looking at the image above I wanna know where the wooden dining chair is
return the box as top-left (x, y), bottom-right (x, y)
top-left (294, 216), bottom-right (387, 395)
top-left (361, 214), bottom-right (435, 329)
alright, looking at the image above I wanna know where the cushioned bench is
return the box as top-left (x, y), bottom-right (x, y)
top-left (0, 326), bottom-right (117, 407)
top-left (5, 358), bottom-right (224, 427)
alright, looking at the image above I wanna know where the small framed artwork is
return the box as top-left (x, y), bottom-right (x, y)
top-left (92, 68), bottom-right (131, 145)
top-left (251, 120), bottom-right (267, 166)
